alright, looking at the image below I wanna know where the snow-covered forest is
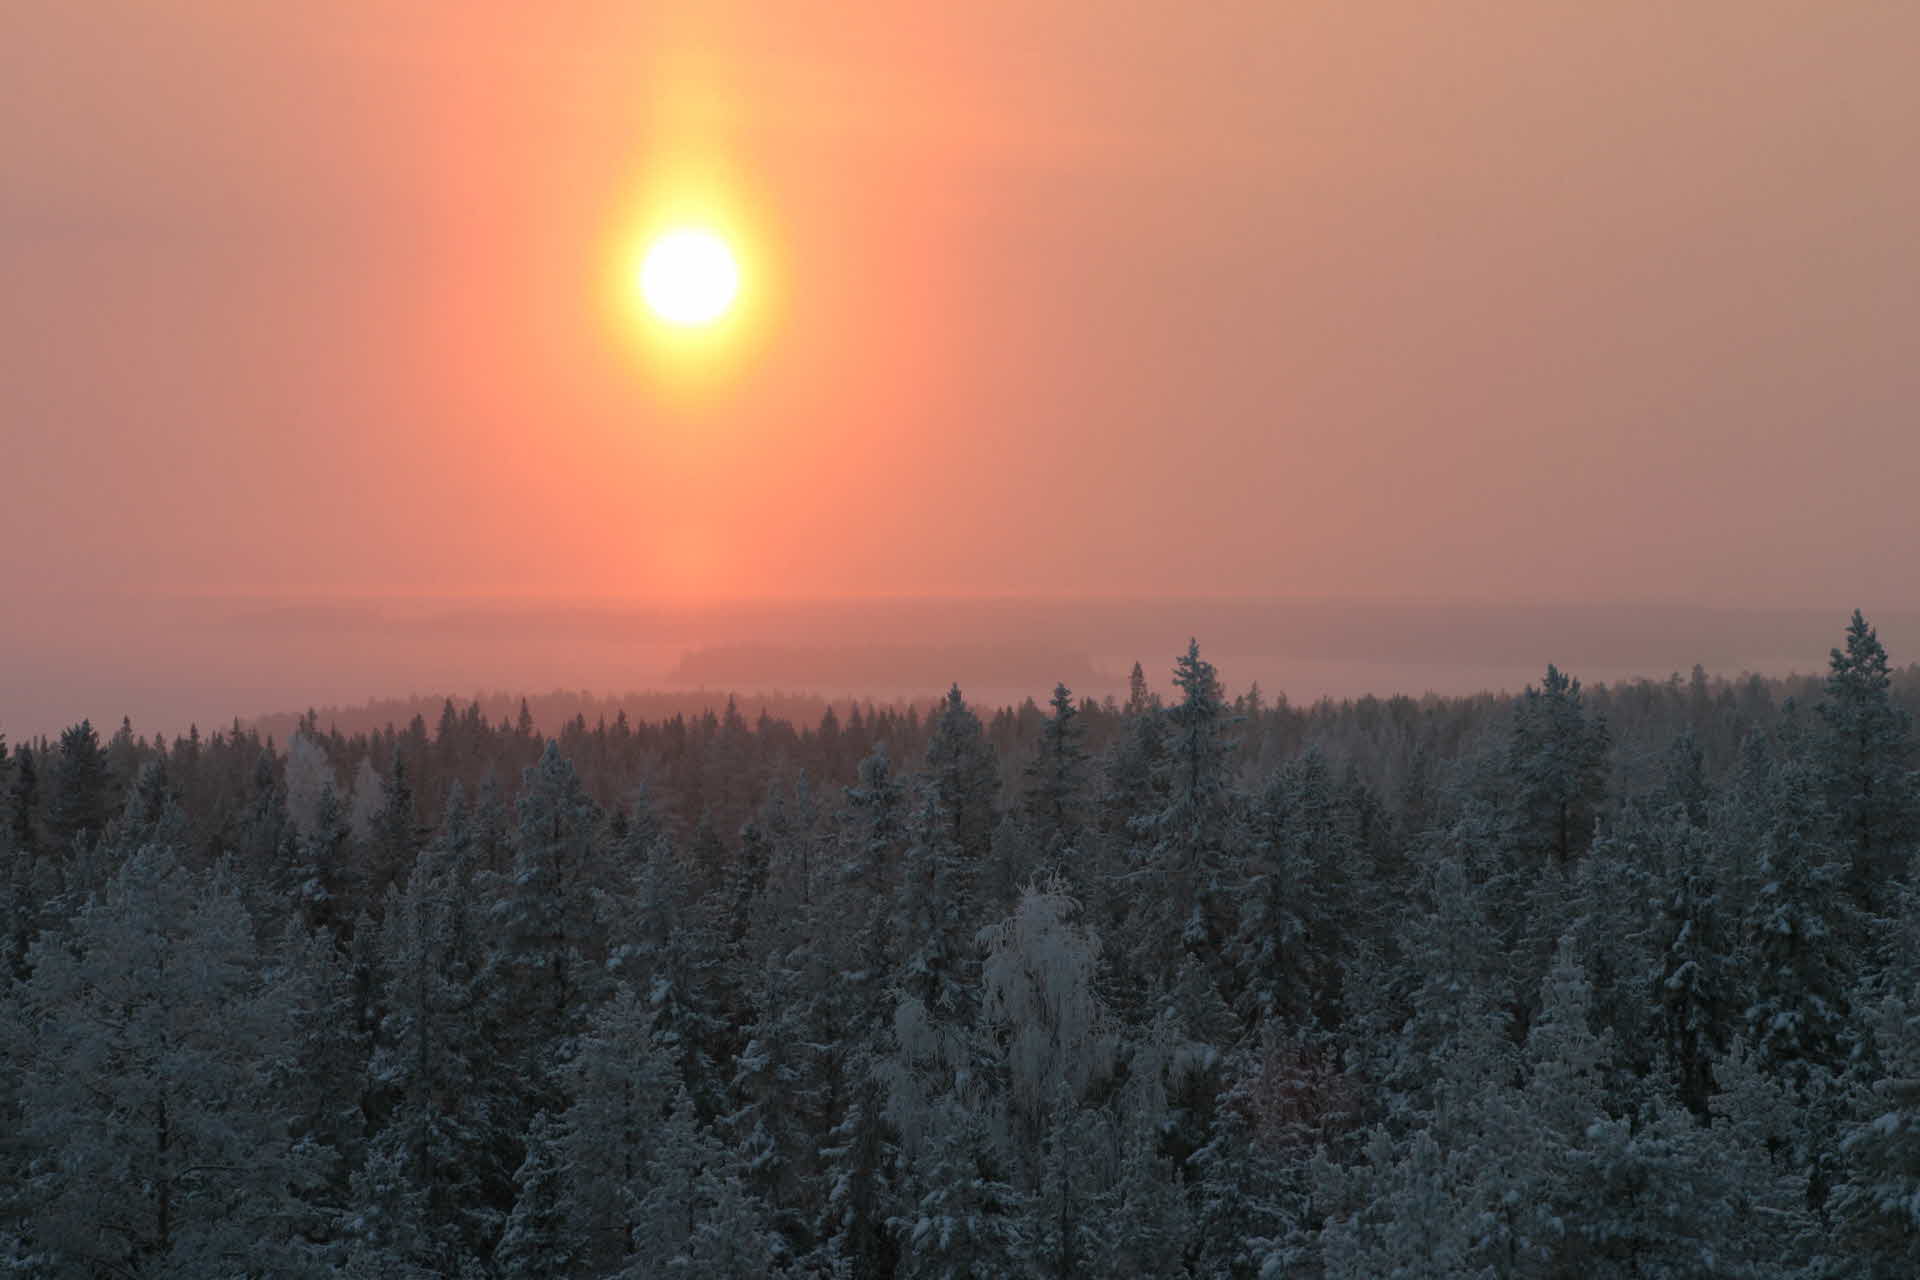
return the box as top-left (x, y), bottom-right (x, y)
top-left (5, 611), bottom-right (1920, 1277)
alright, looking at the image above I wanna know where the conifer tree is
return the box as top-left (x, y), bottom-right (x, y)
top-left (629, 1087), bottom-right (718, 1272)
top-left (1024, 683), bottom-right (1089, 864)
top-left (1743, 753), bottom-right (1857, 1086)
top-left (363, 841), bottom-right (512, 1269)
top-left (45, 719), bottom-right (110, 852)
top-left (494, 1111), bottom-right (574, 1279)
top-left (7, 744), bottom-right (40, 859)
top-left (1651, 818), bottom-right (1732, 1117)
top-left (891, 1104), bottom-right (1027, 1280)
top-left (813, 1061), bottom-right (904, 1279)
top-left (1231, 748), bottom-right (1356, 1029)
top-left (489, 741), bottom-right (605, 1100)
top-left (4, 846), bottom-right (310, 1274)
top-left (558, 981), bottom-right (675, 1273)
top-left (1817, 609), bottom-right (1919, 921)
top-left (1504, 665), bottom-right (1610, 865)
top-left (1835, 989), bottom-right (1920, 1275)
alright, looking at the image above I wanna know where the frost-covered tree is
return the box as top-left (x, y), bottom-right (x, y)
top-left (285, 730), bottom-right (338, 841)
top-left (558, 981), bottom-right (674, 1272)
top-left (346, 754), bottom-right (384, 845)
top-left (1744, 752), bottom-right (1857, 1086)
top-left (1835, 989), bottom-right (1920, 1275)
top-left (630, 1087), bottom-right (729, 1274)
top-left (726, 949), bottom-right (834, 1250)
top-left (3, 846), bottom-right (310, 1275)
top-left (1121, 641), bottom-right (1241, 1006)
top-left (977, 881), bottom-right (1117, 1166)
top-left (891, 1104), bottom-right (1027, 1280)
top-left (1651, 819), bottom-right (1732, 1117)
top-left (813, 1060), bottom-right (903, 1279)
top-left (489, 741), bottom-right (606, 1098)
top-left (293, 777), bottom-right (356, 937)
top-left (1316, 1129), bottom-right (1472, 1280)
top-left (360, 839), bottom-right (512, 1269)
top-left (893, 787), bottom-right (977, 1021)
top-left (1231, 748), bottom-right (1357, 1029)
top-left (494, 1111), bottom-right (574, 1279)
top-left (1098, 1122), bottom-right (1189, 1278)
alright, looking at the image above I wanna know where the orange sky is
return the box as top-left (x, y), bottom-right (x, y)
top-left (4, 1), bottom-right (1919, 617)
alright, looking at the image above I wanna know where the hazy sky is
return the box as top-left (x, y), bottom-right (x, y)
top-left (4, 5), bottom-right (1917, 650)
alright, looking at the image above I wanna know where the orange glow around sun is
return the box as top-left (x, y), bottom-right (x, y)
top-left (606, 153), bottom-right (779, 399)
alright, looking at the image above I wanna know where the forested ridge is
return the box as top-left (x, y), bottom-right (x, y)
top-left (5, 612), bottom-right (1920, 1277)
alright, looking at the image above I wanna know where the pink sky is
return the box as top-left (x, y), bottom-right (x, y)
top-left (4, 2), bottom-right (1919, 732)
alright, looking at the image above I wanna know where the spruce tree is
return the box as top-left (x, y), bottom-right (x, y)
top-left (923, 684), bottom-right (1000, 863)
top-left (1022, 683), bottom-right (1089, 872)
top-left (4, 847), bottom-right (310, 1274)
top-left (45, 719), bottom-right (110, 852)
top-left (1817, 609), bottom-right (1919, 921)
top-left (1504, 665), bottom-right (1610, 865)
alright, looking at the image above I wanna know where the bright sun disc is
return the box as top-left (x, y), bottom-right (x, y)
top-left (639, 229), bottom-right (740, 327)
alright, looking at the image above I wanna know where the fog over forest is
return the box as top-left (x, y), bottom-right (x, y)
top-left (5, 612), bottom-right (1920, 1275)
top-left (5, 593), bottom-right (1905, 743)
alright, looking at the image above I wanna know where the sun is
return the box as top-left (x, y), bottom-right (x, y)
top-left (638, 228), bottom-right (740, 327)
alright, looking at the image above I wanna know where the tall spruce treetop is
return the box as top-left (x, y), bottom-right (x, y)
top-left (1817, 609), bottom-right (1918, 918)
top-left (1021, 683), bottom-right (1088, 867)
top-left (1166, 639), bottom-right (1234, 832)
top-left (46, 718), bottom-right (111, 851)
top-left (1126, 641), bottom-right (1240, 980)
top-left (1505, 664), bottom-right (1610, 864)
top-left (923, 684), bottom-right (1000, 861)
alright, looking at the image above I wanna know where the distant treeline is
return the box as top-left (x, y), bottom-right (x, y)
top-left (245, 689), bottom-right (932, 756)
top-left (4, 615), bottom-right (1920, 1275)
